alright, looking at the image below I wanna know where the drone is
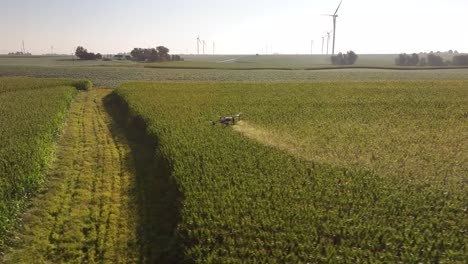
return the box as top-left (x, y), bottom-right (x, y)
top-left (212, 113), bottom-right (242, 126)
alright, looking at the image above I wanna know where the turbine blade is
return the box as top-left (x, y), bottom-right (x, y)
top-left (334, 0), bottom-right (343, 15)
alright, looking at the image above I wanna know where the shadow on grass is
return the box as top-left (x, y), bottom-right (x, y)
top-left (103, 92), bottom-right (185, 264)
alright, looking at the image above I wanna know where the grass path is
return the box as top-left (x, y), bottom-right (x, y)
top-left (2, 90), bottom-right (141, 263)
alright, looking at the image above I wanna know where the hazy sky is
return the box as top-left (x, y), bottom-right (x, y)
top-left (1, 0), bottom-right (467, 55)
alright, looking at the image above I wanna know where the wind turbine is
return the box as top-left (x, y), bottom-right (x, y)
top-left (197, 36), bottom-right (201, 55)
top-left (202, 40), bottom-right (206, 55)
top-left (321, 36), bottom-right (325, 54)
top-left (326, 31), bottom-right (331, 55)
top-left (323, 0), bottom-right (343, 55)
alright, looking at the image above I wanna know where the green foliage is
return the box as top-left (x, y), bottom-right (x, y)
top-left (0, 77), bottom-right (78, 248)
top-left (427, 53), bottom-right (445, 66)
top-left (453, 54), bottom-right (468, 66)
top-left (331, 51), bottom-right (358, 65)
top-left (395, 53), bottom-right (420, 66)
top-left (72, 79), bottom-right (93, 90)
top-left (75, 46), bottom-right (102, 60)
top-left (130, 46), bottom-right (181, 62)
top-left (3, 90), bottom-right (140, 263)
top-left (114, 81), bottom-right (467, 263)
top-left (0, 77), bottom-right (92, 93)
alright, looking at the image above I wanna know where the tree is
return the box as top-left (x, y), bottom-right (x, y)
top-left (147, 48), bottom-right (159, 62)
top-left (171, 55), bottom-right (183, 61)
top-left (410, 53), bottom-right (420, 66)
top-left (395, 53), bottom-right (419, 66)
top-left (419, 57), bottom-right (427, 66)
top-left (75, 46), bottom-right (87, 59)
top-left (331, 50), bottom-right (358, 65)
top-left (396, 54), bottom-right (408, 66)
top-left (156, 46), bottom-right (170, 60)
top-left (75, 46), bottom-right (101, 60)
top-left (452, 55), bottom-right (468, 66)
top-left (427, 53), bottom-right (444, 66)
top-left (130, 48), bottom-right (145, 61)
top-left (347, 51), bottom-right (358, 65)
top-left (130, 46), bottom-right (182, 62)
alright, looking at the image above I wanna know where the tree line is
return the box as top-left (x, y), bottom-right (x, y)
top-left (395, 52), bottom-right (468, 66)
top-left (75, 46), bottom-right (102, 60)
top-left (75, 46), bottom-right (182, 62)
top-left (130, 46), bottom-right (182, 62)
top-left (331, 51), bottom-right (358, 65)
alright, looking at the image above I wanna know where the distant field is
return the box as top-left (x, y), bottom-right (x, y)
top-left (2, 64), bottom-right (468, 87)
top-left (1, 54), bottom-right (462, 70)
top-left (1, 55), bottom-right (468, 88)
top-left (167, 54), bottom-right (401, 69)
top-left (113, 81), bottom-right (467, 262)
top-left (181, 54), bottom-right (459, 67)
top-left (0, 55), bottom-right (137, 67)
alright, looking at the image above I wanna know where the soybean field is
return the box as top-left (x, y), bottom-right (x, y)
top-left (2, 56), bottom-right (468, 88)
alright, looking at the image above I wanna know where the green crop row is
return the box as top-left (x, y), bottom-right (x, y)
top-left (0, 77), bottom-right (81, 248)
top-left (0, 76), bottom-right (92, 93)
top-left (114, 81), bottom-right (467, 263)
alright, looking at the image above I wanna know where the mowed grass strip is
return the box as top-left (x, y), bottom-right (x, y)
top-left (3, 90), bottom-right (140, 263)
top-left (114, 81), bottom-right (467, 263)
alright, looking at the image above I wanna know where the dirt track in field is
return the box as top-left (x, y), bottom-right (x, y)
top-left (3, 90), bottom-right (140, 263)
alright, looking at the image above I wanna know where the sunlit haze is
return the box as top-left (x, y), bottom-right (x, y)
top-left (1, 0), bottom-right (467, 55)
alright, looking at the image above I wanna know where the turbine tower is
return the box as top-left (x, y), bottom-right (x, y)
top-left (324, 0), bottom-right (343, 56)
top-left (326, 31), bottom-right (331, 55)
top-left (197, 36), bottom-right (201, 55)
top-left (202, 40), bottom-right (206, 55)
top-left (321, 36), bottom-right (325, 54)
